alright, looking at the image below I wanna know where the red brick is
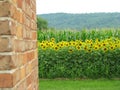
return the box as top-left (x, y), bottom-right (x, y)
top-left (0, 55), bottom-right (16, 70)
top-left (33, 41), bottom-right (37, 49)
top-left (14, 10), bottom-right (23, 23)
top-left (0, 1), bottom-right (11, 17)
top-left (32, 11), bottom-right (36, 20)
top-left (31, 20), bottom-right (37, 30)
top-left (16, 53), bottom-right (23, 67)
top-left (0, 0), bottom-right (38, 89)
top-left (23, 26), bottom-right (27, 39)
top-left (16, 80), bottom-right (26, 90)
top-left (10, 5), bottom-right (17, 19)
top-left (17, 0), bottom-right (23, 8)
top-left (19, 11), bottom-right (23, 23)
top-left (25, 62), bottom-right (32, 75)
top-left (26, 0), bottom-right (30, 5)
top-left (0, 37), bottom-right (14, 52)
top-left (0, 20), bottom-right (16, 35)
top-left (0, 74), bottom-right (13, 88)
top-left (20, 66), bottom-right (26, 80)
top-left (26, 5), bottom-right (32, 18)
top-left (24, 41), bottom-right (29, 50)
top-left (22, 52), bottom-right (28, 65)
top-left (16, 10), bottom-right (20, 21)
top-left (22, 0), bottom-right (26, 12)
top-left (27, 85), bottom-right (33, 90)
top-left (0, 20), bottom-right (9, 35)
top-left (26, 73), bottom-right (33, 86)
top-left (31, 31), bottom-right (37, 40)
top-left (13, 69), bottom-right (20, 85)
top-left (25, 28), bottom-right (32, 39)
top-left (10, 20), bottom-right (17, 35)
top-left (14, 40), bottom-right (25, 52)
top-left (16, 24), bottom-right (23, 39)
top-left (25, 16), bottom-right (31, 27)
top-left (27, 51), bottom-right (34, 61)
top-left (10, 6), bottom-right (22, 22)
top-left (12, 0), bottom-right (17, 4)
top-left (34, 49), bottom-right (38, 59)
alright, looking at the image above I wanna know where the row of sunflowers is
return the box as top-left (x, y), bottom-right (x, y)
top-left (38, 37), bottom-right (120, 53)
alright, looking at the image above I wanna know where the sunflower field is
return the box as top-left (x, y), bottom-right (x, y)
top-left (38, 29), bottom-right (120, 79)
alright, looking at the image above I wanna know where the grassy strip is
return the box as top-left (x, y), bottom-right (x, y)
top-left (39, 79), bottom-right (120, 90)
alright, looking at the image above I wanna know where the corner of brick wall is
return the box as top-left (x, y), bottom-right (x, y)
top-left (0, 0), bottom-right (38, 90)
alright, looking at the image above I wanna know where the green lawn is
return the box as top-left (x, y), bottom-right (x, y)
top-left (39, 79), bottom-right (120, 90)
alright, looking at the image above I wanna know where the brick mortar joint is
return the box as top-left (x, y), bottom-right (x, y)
top-left (0, 17), bottom-right (23, 28)
top-left (9, 0), bottom-right (23, 12)
top-left (0, 52), bottom-right (15, 55)
top-left (0, 0), bottom-right (8, 2)
top-left (0, 17), bottom-right (11, 21)
top-left (0, 68), bottom-right (17, 74)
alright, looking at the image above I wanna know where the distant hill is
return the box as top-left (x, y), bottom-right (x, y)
top-left (38, 13), bottom-right (120, 30)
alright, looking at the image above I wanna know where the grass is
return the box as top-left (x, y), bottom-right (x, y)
top-left (39, 79), bottom-right (120, 90)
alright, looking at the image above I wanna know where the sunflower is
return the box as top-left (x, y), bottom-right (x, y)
top-left (102, 43), bottom-right (106, 47)
top-left (85, 40), bottom-right (90, 43)
top-left (84, 46), bottom-right (88, 51)
top-left (54, 46), bottom-right (59, 51)
top-left (78, 42), bottom-right (83, 46)
top-left (98, 44), bottom-right (101, 48)
top-left (102, 47), bottom-right (108, 52)
top-left (65, 43), bottom-right (69, 46)
top-left (114, 44), bottom-right (118, 48)
top-left (87, 49), bottom-right (92, 52)
top-left (94, 45), bottom-right (99, 50)
top-left (45, 42), bottom-right (49, 46)
top-left (41, 45), bottom-right (47, 50)
top-left (49, 42), bottom-right (54, 47)
top-left (69, 41), bottom-right (75, 46)
top-left (50, 38), bottom-right (55, 42)
top-left (72, 42), bottom-right (76, 46)
top-left (109, 45), bottom-right (115, 50)
top-left (56, 44), bottom-right (60, 47)
top-left (90, 43), bottom-right (93, 47)
top-left (40, 43), bottom-right (44, 47)
top-left (60, 43), bottom-right (64, 47)
top-left (68, 48), bottom-right (73, 53)
top-left (76, 45), bottom-right (81, 50)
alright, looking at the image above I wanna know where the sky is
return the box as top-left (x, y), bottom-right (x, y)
top-left (36, 0), bottom-right (120, 14)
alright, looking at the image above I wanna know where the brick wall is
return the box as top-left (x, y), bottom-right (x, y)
top-left (0, 0), bottom-right (38, 90)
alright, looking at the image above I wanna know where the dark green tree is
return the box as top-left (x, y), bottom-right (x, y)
top-left (37, 17), bottom-right (48, 30)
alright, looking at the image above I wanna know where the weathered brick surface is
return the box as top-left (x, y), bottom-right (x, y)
top-left (0, 74), bottom-right (13, 88)
top-left (0, 20), bottom-right (10, 35)
top-left (20, 66), bottom-right (26, 80)
top-left (0, 55), bottom-right (16, 70)
top-left (0, 0), bottom-right (38, 89)
top-left (0, 1), bottom-right (10, 17)
top-left (13, 69), bottom-right (21, 85)
top-left (0, 36), bottom-right (13, 52)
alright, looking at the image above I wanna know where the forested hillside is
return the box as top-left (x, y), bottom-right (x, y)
top-left (38, 13), bottom-right (120, 30)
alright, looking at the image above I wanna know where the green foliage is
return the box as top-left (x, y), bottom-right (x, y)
top-left (37, 17), bottom-right (48, 30)
top-left (38, 28), bottom-right (120, 42)
top-left (38, 13), bottom-right (120, 30)
top-left (38, 29), bottom-right (120, 79)
top-left (38, 47), bottom-right (120, 79)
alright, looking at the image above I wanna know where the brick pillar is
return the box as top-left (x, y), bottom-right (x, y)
top-left (0, 0), bottom-right (38, 90)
